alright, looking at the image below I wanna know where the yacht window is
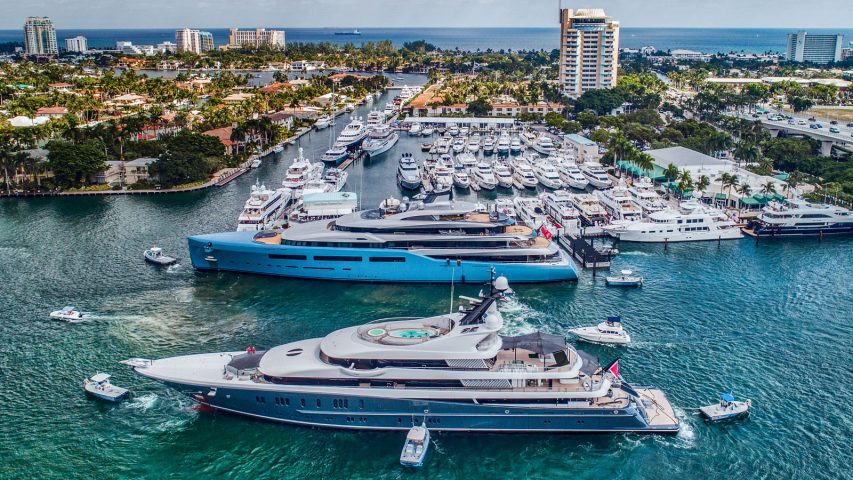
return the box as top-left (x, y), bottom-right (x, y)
top-left (314, 255), bottom-right (362, 262)
top-left (269, 254), bottom-right (307, 260)
top-left (368, 257), bottom-right (406, 263)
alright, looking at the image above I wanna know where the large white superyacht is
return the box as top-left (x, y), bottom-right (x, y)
top-left (604, 202), bottom-right (743, 242)
top-left (125, 277), bottom-right (680, 434)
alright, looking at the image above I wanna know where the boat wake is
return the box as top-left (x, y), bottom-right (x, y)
top-left (166, 263), bottom-right (184, 274)
top-left (500, 300), bottom-right (542, 335)
top-left (618, 251), bottom-right (652, 257)
top-left (124, 393), bottom-right (158, 411)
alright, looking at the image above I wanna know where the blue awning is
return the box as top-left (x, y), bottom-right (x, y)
top-left (720, 393), bottom-right (735, 402)
top-left (607, 316), bottom-right (622, 323)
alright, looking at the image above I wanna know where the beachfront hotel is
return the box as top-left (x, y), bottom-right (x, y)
top-left (224, 28), bottom-right (286, 50)
top-left (558, 8), bottom-right (619, 97)
top-left (23, 16), bottom-right (58, 55)
top-left (785, 31), bottom-right (844, 64)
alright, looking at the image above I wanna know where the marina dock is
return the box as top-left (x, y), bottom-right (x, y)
top-left (557, 234), bottom-right (612, 271)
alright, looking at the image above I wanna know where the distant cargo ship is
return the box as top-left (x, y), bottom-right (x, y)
top-left (335, 29), bottom-right (362, 36)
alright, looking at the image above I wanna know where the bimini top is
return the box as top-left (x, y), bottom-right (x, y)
top-left (607, 316), bottom-right (622, 323)
top-left (721, 393), bottom-right (735, 402)
top-left (500, 331), bottom-right (566, 355)
top-left (90, 373), bottom-right (111, 383)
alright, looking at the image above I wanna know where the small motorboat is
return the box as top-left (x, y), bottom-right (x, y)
top-left (273, 145), bottom-right (284, 154)
top-left (400, 422), bottom-right (430, 467)
top-left (250, 158), bottom-right (262, 168)
top-left (421, 127), bottom-right (435, 136)
top-left (570, 316), bottom-right (631, 345)
top-left (83, 373), bottom-right (129, 402)
top-left (421, 142), bottom-right (433, 152)
top-left (699, 393), bottom-right (752, 421)
top-left (606, 269), bottom-right (643, 287)
top-left (50, 306), bottom-right (83, 322)
top-left (144, 247), bottom-right (178, 266)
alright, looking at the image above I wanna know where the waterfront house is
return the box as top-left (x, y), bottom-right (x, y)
top-left (223, 92), bottom-right (255, 104)
top-left (92, 161), bottom-right (123, 185)
top-left (262, 111), bottom-right (294, 130)
top-left (123, 157), bottom-right (157, 184)
top-left (106, 93), bottom-right (150, 110)
top-left (35, 106), bottom-right (69, 118)
top-left (203, 126), bottom-right (239, 155)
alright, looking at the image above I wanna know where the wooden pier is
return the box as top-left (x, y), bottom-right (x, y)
top-left (557, 234), bottom-right (612, 272)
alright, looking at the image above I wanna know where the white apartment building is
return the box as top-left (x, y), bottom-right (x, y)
top-left (64, 36), bottom-right (87, 53)
top-left (786, 32), bottom-right (843, 64)
top-left (227, 28), bottom-right (285, 49)
top-left (176, 29), bottom-right (215, 54)
top-left (24, 17), bottom-right (58, 55)
top-left (558, 8), bottom-right (619, 97)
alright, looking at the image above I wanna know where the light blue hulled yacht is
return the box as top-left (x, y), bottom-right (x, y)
top-left (188, 198), bottom-right (577, 283)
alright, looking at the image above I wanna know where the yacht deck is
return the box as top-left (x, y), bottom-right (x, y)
top-left (254, 233), bottom-right (282, 245)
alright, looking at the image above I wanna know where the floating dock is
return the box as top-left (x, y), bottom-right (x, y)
top-left (557, 234), bottom-right (612, 271)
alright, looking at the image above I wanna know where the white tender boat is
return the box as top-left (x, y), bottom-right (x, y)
top-left (273, 145), bottom-right (284, 154)
top-left (314, 115), bottom-right (331, 130)
top-left (408, 123), bottom-right (423, 136)
top-left (400, 423), bottom-right (430, 467)
top-left (571, 316), bottom-right (631, 345)
top-left (50, 306), bottom-right (83, 322)
top-left (699, 394), bottom-right (752, 421)
top-left (421, 127), bottom-right (435, 136)
top-left (83, 373), bottom-right (129, 402)
top-left (250, 158), bottom-right (262, 168)
top-left (606, 270), bottom-right (643, 287)
top-left (144, 247), bottom-right (178, 265)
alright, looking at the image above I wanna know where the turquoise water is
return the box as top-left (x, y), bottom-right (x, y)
top-left (1, 89), bottom-right (852, 479)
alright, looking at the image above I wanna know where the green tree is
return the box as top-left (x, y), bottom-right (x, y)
top-left (46, 139), bottom-right (109, 189)
top-left (149, 131), bottom-right (226, 187)
top-left (466, 98), bottom-right (492, 117)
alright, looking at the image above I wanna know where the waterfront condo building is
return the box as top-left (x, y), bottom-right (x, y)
top-left (558, 8), bottom-right (619, 98)
top-left (64, 36), bottom-right (87, 53)
top-left (785, 32), bottom-right (843, 64)
top-left (227, 28), bottom-right (286, 49)
top-left (176, 28), bottom-right (215, 54)
top-left (23, 17), bottom-right (58, 55)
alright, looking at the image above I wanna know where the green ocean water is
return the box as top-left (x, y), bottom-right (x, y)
top-left (1, 90), bottom-right (851, 479)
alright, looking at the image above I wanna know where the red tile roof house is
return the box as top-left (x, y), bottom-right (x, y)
top-left (35, 106), bottom-right (69, 118)
top-left (262, 111), bottom-right (294, 129)
top-left (203, 126), bottom-right (238, 155)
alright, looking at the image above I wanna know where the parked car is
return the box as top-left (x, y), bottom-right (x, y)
top-left (829, 120), bottom-right (838, 125)
top-left (829, 127), bottom-right (840, 133)
top-left (846, 122), bottom-right (853, 128)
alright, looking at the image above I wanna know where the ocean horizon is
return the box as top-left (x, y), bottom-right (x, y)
top-left (1, 27), bottom-right (852, 54)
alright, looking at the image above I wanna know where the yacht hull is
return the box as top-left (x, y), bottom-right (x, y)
top-left (143, 378), bottom-right (676, 434)
top-left (188, 232), bottom-right (577, 283)
top-left (608, 229), bottom-right (744, 243)
top-left (363, 134), bottom-right (399, 157)
top-left (746, 221), bottom-right (853, 237)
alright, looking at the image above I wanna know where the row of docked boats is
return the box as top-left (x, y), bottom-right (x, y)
top-left (422, 130), bottom-right (554, 157)
top-left (237, 148), bottom-right (353, 232)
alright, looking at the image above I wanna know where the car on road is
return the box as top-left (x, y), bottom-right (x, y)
top-left (808, 117), bottom-right (816, 122)
top-left (810, 124), bottom-right (820, 129)
top-left (751, 114), bottom-right (760, 118)
top-left (829, 127), bottom-right (840, 133)
top-left (788, 119), bottom-right (796, 125)
top-left (797, 119), bottom-right (807, 125)
top-left (847, 122), bottom-right (853, 128)
top-left (829, 120), bottom-right (838, 125)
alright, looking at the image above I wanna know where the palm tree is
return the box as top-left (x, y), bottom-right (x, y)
top-left (721, 173), bottom-right (740, 208)
top-left (634, 152), bottom-right (655, 179)
top-left (676, 170), bottom-right (693, 199)
top-left (760, 181), bottom-right (777, 196)
top-left (663, 163), bottom-right (679, 183)
top-left (736, 184), bottom-right (752, 212)
top-left (784, 171), bottom-right (801, 198)
top-left (696, 174), bottom-right (710, 199)
top-left (732, 142), bottom-right (759, 167)
top-left (0, 149), bottom-right (13, 194)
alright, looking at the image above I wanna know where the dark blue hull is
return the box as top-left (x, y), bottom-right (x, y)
top-left (162, 382), bottom-right (675, 434)
top-left (748, 221), bottom-right (853, 237)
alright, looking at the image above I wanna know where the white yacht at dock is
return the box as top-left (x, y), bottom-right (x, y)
top-left (237, 183), bottom-right (293, 231)
top-left (604, 201), bottom-right (743, 243)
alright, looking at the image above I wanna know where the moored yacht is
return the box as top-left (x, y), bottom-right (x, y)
top-left (362, 125), bottom-right (400, 157)
top-left (628, 177), bottom-right (667, 215)
top-left (483, 136), bottom-right (496, 154)
top-left (452, 137), bottom-right (466, 153)
top-left (493, 162), bottom-right (514, 189)
top-left (126, 278), bottom-right (678, 433)
top-left (188, 199), bottom-right (578, 282)
top-left (314, 115), bottom-right (331, 130)
top-left (746, 198), bottom-right (853, 237)
top-left (283, 149), bottom-right (324, 193)
top-left (408, 123), bottom-right (423, 136)
top-left (467, 135), bottom-right (481, 153)
top-left (557, 163), bottom-right (590, 190)
top-left (237, 184), bottom-right (293, 231)
top-left (510, 137), bottom-right (522, 154)
top-left (471, 162), bottom-right (498, 190)
top-left (580, 163), bottom-right (613, 189)
top-left (453, 165), bottom-right (471, 189)
top-left (596, 180), bottom-right (643, 222)
top-left (366, 110), bottom-right (386, 129)
top-left (510, 159), bottom-right (538, 190)
top-left (321, 143), bottom-right (349, 165)
top-left (496, 134), bottom-right (511, 154)
top-left (532, 161), bottom-right (563, 189)
top-left (605, 204), bottom-right (743, 243)
top-left (530, 134), bottom-right (555, 156)
top-left (570, 193), bottom-right (608, 226)
top-left (336, 118), bottom-right (368, 148)
top-left (397, 154), bottom-right (422, 190)
top-left (322, 168), bottom-right (348, 192)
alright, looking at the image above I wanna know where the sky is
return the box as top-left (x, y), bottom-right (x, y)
top-left (1, 0), bottom-right (852, 29)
